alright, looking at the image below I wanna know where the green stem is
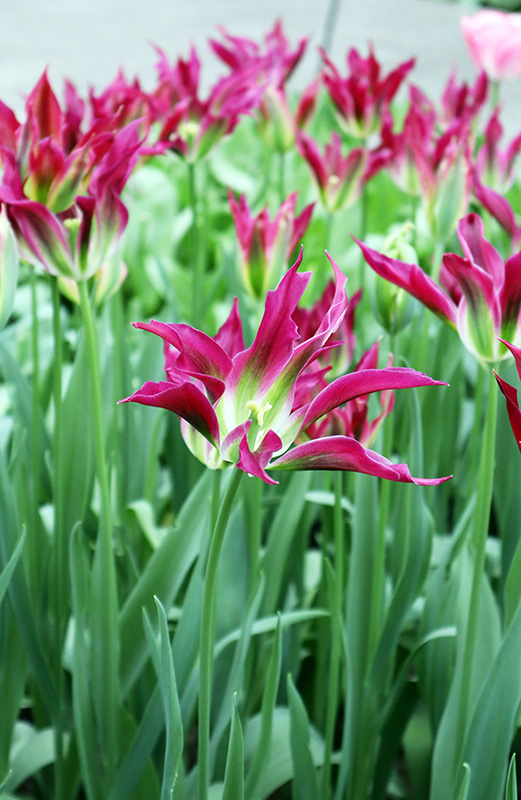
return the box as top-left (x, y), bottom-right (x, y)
top-left (198, 468), bottom-right (244, 800)
top-left (29, 269), bottom-right (40, 595)
top-left (188, 161), bottom-right (204, 326)
top-left (50, 277), bottom-right (66, 800)
top-left (322, 471), bottom-right (345, 798)
top-left (78, 280), bottom-right (119, 786)
top-left (358, 189), bottom-right (369, 291)
top-left (278, 152), bottom-right (286, 201)
top-left (368, 412), bottom-right (394, 663)
top-left (456, 366), bottom-right (498, 755)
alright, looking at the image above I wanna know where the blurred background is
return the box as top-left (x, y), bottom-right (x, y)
top-left (0, 0), bottom-right (484, 109)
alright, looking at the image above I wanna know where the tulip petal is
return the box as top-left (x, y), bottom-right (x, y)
top-left (300, 367), bottom-right (448, 431)
top-left (268, 436), bottom-right (451, 484)
top-left (355, 237), bottom-right (458, 326)
top-left (120, 379), bottom-right (220, 447)
top-left (237, 428), bottom-right (283, 485)
top-left (228, 251), bottom-right (310, 400)
top-left (457, 213), bottom-right (504, 286)
top-left (133, 319), bottom-right (232, 399)
top-left (494, 372), bottom-right (521, 453)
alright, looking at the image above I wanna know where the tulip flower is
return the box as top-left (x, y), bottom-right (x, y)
top-left (297, 131), bottom-right (388, 214)
top-left (228, 190), bottom-right (314, 298)
top-left (121, 251), bottom-right (450, 486)
top-left (320, 46), bottom-right (415, 139)
top-left (0, 207), bottom-right (19, 330)
top-left (0, 120), bottom-right (142, 282)
top-left (472, 112), bottom-right (521, 248)
top-left (152, 46), bottom-right (264, 161)
top-left (440, 70), bottom-right (488, 128)
top-left (209, 21), bottom-right (307, 90)
top-left (461, 10), bottom-right (521, 82)
top-left (210, 23), bottom-right (309, 154)
top-left (476, 109), bottom-right (521, 192)
top-left (356, 212), bottom-right (521, 363)
top-left (494, 339), bottom-right (521, 452)
top-left (381, 88), bottom-right (473, 242)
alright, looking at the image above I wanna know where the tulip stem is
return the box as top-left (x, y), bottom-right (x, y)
top-left (78, 279), bottom-right (119, 787)
top-left (50, 277), bottom-right (66, 800)
top-left (188, 161), bottom-right (204, 325)
top-left (456, 366), bottom-right (498, 762)
top-left (198, 467), bottom-right (244, 800)
top-left (322, 470), bottom-right (345, 798)
top-left (29, 269), bottom-right (40, 594)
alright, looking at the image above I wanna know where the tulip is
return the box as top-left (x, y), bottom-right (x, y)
top-left (356, 212), bottom-right (521, 363)
top-left (228, 190), bottom-right (313, 298)
top-left (461, 10), bottom-right (521, 82)
top-left (0, 207), bottom-right (19, 330)
top-left (121, 251), bottom-right (450, 486)
top-left (320, 46), bottom-right (415, 139)
top-left (297, 131), bottom-right (388, 214)
top-left (381, 88), bottom-right (473, 242)
top-left (0, 120), bottom-right (142, 282)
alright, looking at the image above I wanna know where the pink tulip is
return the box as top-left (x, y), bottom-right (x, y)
top-left (121, 251), bottom-right (450, 486)
top-left (356, 212), bottom-right (521, 363)
top-left (229, 190), bottom-right (314, 298)
top-left (461, 10), bottom-right (521, 81)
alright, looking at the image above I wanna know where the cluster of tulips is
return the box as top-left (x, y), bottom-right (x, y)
top-left (0, 8), bottom-right (521, 800)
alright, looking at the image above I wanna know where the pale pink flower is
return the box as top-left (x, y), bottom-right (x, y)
top-left (461, 10), bottom-right (521, 81)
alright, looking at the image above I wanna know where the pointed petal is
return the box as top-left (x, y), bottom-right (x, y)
top-left (494, 372), bottom-right (521, 453)
top-left (300, 366), bottom-right (447, 430)
top-left (499, 338), bottom-right (521, 380)
top-left (457, 213), bottom-right (504, 285)
top-left (214, 297), bottom-right (245, 357)
top-left (500, 253), bottom-right (521, 340)
top-left (268, 436), bottom-right (451, 484)
top-left (228, 250), bottom-right (310, 400)
top-left (443, 252), bottom-right (500, 359)
top-left (237, 428), bottom-right (283, 485)
top-left (6, 200), bottom-right (73, 277)
top-left (133, 320), bottom-right (232, 381)
top-left (474, 179), bottom-right (519, 240)
top-left (355, 237), bottom-right (458, 326)
top-left (119, 379), bottom-right (220, 447)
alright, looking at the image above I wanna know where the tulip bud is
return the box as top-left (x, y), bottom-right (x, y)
top-left (0, 208), bottom-right (19, 330)
top-left (258, 86), bottom-right (295, 154)
top-left (371, 225), bottom-right (415, 334)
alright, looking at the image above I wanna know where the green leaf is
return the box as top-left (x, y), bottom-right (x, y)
top-left (460, 599), bottom-right (521, 800)
top-left (59, 334), bottom-right (94, 539)
top-left (148, 598), bottom-right (184, 800)
top-left (261, 472), bottom-right (312, 614)
top-left (456, 764), bottom-right (471, 800)
top-left (119, 471), bottom-right (212, 695)
top-left (0, 530), bottom-right (24, 608)
top-left (287, 675), bottom-right (320, 800)
top-left (243, 707), bottom-right (325, 799)
top-left (210, 575), bottom-right (265, 768)
top-left (506, 755), bottom-right (518, 800)
top-left (3, 724), bottom-right (56, 792)
top-left (245, 615), bottom-right (282, 799)
top-left (221, 695), bottom-right (244, 800)
top-left (69, 525), bottom-right (103, 800)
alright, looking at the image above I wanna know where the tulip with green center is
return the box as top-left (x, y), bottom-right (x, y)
top-left (121, 249), bottom-right (450, 486)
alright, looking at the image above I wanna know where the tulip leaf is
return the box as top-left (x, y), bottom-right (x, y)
top-left (221, 695), bottom-right (244, 800)
top-left (287, 674), bottom-right (320, 800)
top-left (506, 755), bottom-right (518, 800)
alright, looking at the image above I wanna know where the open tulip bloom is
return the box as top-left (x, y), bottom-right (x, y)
top-left (356, 212), bottom-right (521, 364)
top-left (121, 251), bottom-right (450, 486)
